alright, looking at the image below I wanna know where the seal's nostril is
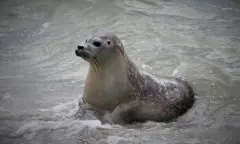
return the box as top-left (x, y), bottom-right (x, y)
top-left (77, 45), bottom-right (84, 50)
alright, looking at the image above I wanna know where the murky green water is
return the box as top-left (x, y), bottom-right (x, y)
top-left (0, 0), bottom-right (240, 143)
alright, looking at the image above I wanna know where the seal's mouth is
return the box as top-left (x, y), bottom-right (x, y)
top-left (75, 49), bottom-right (89, 59)
top-left (75, 45), bottom-right (91, 60)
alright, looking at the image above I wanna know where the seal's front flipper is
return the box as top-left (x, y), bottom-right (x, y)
top-left (110, 101), bottom-right (177, 124)
top-left (110, 101), bottom-right (146, 124)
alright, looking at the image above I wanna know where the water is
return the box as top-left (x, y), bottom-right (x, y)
top-left (0, 0), bottom-right (240, 143)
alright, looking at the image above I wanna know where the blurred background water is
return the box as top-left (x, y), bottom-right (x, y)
top-left (0, 0), bottom-right (240, 143)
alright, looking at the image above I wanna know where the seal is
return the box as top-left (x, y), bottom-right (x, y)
top-left (75, 32), bottom-right (195, 124)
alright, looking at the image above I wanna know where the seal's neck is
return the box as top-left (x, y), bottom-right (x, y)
top-left (90, 53), bottom-right (127, 76)
top-left (83, 53), bottom-right (129, 110)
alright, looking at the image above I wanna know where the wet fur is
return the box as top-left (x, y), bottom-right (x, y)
top-left (110, 59), bottom-right (194, 124)
top-left (76, 33), bottom-right (195, 124)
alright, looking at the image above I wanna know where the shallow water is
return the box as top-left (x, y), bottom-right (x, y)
top-left (0, 0), bottom-right (240, 143)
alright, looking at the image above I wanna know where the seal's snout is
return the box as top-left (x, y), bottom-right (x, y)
top-left (75, 45), bottom-right (85, 57)
top-left (75, 45), bottom-right (90, 60)
top-left (77, 45), bottom-right (84, 50)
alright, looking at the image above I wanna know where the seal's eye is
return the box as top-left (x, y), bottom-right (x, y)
top-left (93, 41), bottom-right (101, 47)
top-left (107, 41), bottom-right (111, 45)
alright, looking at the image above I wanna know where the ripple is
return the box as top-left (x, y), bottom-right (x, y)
top-left (1, 0), bottom-right (240, 143)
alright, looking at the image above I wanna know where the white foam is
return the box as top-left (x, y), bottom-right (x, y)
top-left (141, 64), bottom-right (152, 70)
top-left (107, 136), bottom-right (142, 144)
top-left (80, 120), bottom-right (102, 128)
top-left (171, 62), bottom-right (188, 77)
top-left (42, 23), bottom-right (50, 28)
top-left (13, 119), bottom-right (104, 139)
top-left (38, 97), bottom-right (80, 120)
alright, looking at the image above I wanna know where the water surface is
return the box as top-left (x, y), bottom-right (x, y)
top-left (0, 0), bottom-right (240, 143)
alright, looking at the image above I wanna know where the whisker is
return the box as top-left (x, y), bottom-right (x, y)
top-left (89, 56), bottom-right (101, 80)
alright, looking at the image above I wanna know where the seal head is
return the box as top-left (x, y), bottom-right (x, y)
top-left (75, 33), bottom-right (126, 64)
